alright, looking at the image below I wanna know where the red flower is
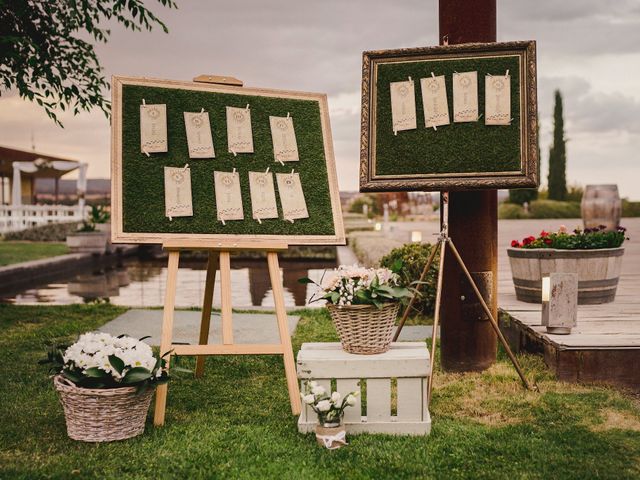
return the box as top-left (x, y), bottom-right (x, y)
top-left (511, 240), bottom-right (521, 248)
top-left (522, 237), bottom-right (533, 246)
top-left (540, 230), bottom-right (549, 237)
top-left (544, 238), bottom-right (552, 245)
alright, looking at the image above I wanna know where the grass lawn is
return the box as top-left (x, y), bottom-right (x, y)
top-left (1, 304), bottom-right (639, 479)
top-left (0, 241), bottom-right (69, 267)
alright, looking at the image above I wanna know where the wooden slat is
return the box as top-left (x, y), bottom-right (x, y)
top-left (268, 251), bottom-right (302, 415)
top-left (162, 239), bottom-right (288, 251)
top-left (193, 74), bottom-right (243, 86)
top-left (366, 379), bottom-right (391, 422)
top-left (219, 251), bottom-right (233, 345)
top-left (336, 379), bottom-right (362, 423)
top-left (172, 344), bottom-right (284, 355)
top-left (153, 250), bottom-right (180, 426)
top-left (195, 251), bottom-right (219, 377)
top-left (397, 378), bottom-right (424, 422)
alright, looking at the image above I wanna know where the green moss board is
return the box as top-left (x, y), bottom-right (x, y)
top-left (120, 84), bottom-right (336, 237)
top-left (375, 55), bottom-right (521, 176)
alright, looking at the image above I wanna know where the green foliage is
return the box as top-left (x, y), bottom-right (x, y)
top-left (2, 304), bottom-right (640, 478)
top-left (0, 0), bottom-right (176, 126)
top-left (508, 188), bottom-right (538, 206)
top-left (121, 84), bottom-right (335, 237)
top-left (348, 195), bottom-right (379, 218)
top-left (511, 225), bottom-right (627, 250)
top-left (89, 205), bottom-right (110, 224)
top-left (528, 200), bottom-right (580, 219)
top-left (566, 184), bottom-right (584, 203)
top-left (375, 56), bottom-right (522, 177)
top-left (0, 241), bottom-right (68, 266)
top-left (3, 221), bottom-right (79, 242)
top-left (622, 199), bottom-right (640, 217)
top-left (498, 202), bottom-right (528, 219)
top-left (548, 90), bottom-right (568, 201)
top-left (379, 242), bottom-right (439, 316)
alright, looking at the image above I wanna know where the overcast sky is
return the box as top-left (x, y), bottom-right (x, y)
top-left (1, 0), bottom-right (640, 198)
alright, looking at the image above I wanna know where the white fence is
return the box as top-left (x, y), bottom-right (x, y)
top-left (0, 205), bottom-right (89, 234)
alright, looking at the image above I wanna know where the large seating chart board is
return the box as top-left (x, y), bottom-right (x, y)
top-left (359, 41), bottom-right (538, 192)
top-left (111, 76), bottom-right (345, 245)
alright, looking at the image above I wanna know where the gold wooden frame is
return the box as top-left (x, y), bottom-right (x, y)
top-left (111, 76), bottom-right (345, 245)
top-left (359, 41), bottom-right (538, 192)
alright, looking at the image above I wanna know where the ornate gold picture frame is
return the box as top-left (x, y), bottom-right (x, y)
top-left (359, 41), bottom-right (538, 192)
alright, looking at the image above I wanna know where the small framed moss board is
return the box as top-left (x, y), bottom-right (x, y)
top-left (111, 76), bottom-right (345, 245)
top-left (359, 41), bottom-right (538, 192)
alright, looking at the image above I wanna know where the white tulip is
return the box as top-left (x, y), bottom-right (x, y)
top-left (346, 394), bottom-right (357, 406)
top-left (330, 392), bottom-right (341, 403)
top-left (316, 400), bottom-right (331, 412)
top-left (302, 394), bottom-right (315, 405)
top-left (311, 385), bottom-right (326, 396)
top-left (308, 381), bottom-right (318, 388)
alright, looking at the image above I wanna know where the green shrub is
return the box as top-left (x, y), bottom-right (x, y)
top-left (508, 188), bottom-right (538, 205)
top-left (528, 200), bottom-right (581, 218)
top-left (379, 243), bottom-right (439, 316)
top-left (499, 203), bottom-right (528, 219)
top-left (622, 200), bottom-right (640, 217)
top-left (3, 221), bottom-right (80, 242)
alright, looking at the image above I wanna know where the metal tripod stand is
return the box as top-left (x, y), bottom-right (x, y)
top-left (392, 192), bottom-right (537, 403)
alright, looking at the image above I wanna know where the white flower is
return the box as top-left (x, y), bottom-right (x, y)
top-left (311, 385), bottom-right (326, 396)
top-left (316, 400), bottom-right (331, 412)
top-left (346, 394), bottom-right (357, 406)
top-left (308, 381), bottom-right (318, 388)
top-left (330, 391), bottom-right (341, 404)
top-left (302, 394), bottom-right (315, 404)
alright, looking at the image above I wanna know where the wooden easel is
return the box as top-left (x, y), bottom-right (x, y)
top-left (154, 240), bottom-right (302, 425)
top-left (153, 74), bottom-right (302, 426)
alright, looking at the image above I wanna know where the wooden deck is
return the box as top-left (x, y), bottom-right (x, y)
top-left (497, 218), bottom-right (640, 390)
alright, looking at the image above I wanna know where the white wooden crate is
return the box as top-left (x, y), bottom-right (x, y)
top-left (297, 342), bottom-right (431, 435)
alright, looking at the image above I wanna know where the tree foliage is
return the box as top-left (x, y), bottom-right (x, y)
top-left (0, 0), bottom-right (177, 126)
top-left (547, 90), bottom-right (567, 201)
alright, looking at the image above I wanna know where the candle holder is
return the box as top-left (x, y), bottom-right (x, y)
top-left (541, 273), bottom-right (578, 334)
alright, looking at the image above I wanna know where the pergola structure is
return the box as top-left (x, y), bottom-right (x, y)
top-left (0, 145), bottom-right (89, 233)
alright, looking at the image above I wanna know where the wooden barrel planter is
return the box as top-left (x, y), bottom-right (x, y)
top-left (581, 184), bottom-right (621, 231)
top-left (507, 247), bottom-right (624, 304)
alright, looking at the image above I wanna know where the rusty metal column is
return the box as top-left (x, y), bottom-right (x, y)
top-left (439, 0), bottom-right (498, 371)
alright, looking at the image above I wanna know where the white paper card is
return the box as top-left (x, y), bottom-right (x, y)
top-left (390, 80), bottom-right (417, 134)
top-left (453, 71), bottom-right (478, 123)
top-left (420, 75), bottom-right (450, 128)
top-left (269, 116), bottom-right (299, 162)
top-left (140, 104), bottom-right (168, 153)
top-left (184, 111), bottom-right (215, 158)
top-left (164, 167), bottom-right (193, 219)
top-left (249, 171), bottom-right (278, 220)
top-left (214, 171), bottom-right (244, 222)
top-left (276, 172), bottom-right (308, 221)
top-left (226, 106), bottom-right (254, 154)
top-left (485, 74), bottom-right (511, 125)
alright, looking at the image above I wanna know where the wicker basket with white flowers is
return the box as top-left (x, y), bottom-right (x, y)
top-left (40, 332), bottom-right (170, 442)
top-left (301, 380), bottom-right (359, 449)
top-left (301, 264), bottom-right (411, 354)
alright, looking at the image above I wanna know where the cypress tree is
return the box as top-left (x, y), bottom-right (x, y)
top-left (547, 90), bottom-right (567, 201)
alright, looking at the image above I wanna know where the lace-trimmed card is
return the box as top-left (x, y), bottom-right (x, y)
top-left (184, 111), bottom-right (215, 158)
top-left (226, 106), bottom-right (254, 154)
top-left (140, 104), bottom-right (168, 153)
top-left (276, 172), bottom-right (308, 221)
top-left (164, 166), bottom-right (193, 219)
top-left (485, 74), bottom-right (511, 125)
top-left (249, 171), bottom-right (278, 221)
top-left (390, 79), bottom-right (417, 134)
top-left (420, 75), bottom-right (450, 128)
top-left (269, 116), bottom-right (299, 162)
top-left (214, 171), bottom-right (244, 222)
top-left (453, 71), bottom-right (478, 123)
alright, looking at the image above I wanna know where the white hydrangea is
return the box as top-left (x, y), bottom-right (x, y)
top-left (62, 332), bottom-right (161, 383)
